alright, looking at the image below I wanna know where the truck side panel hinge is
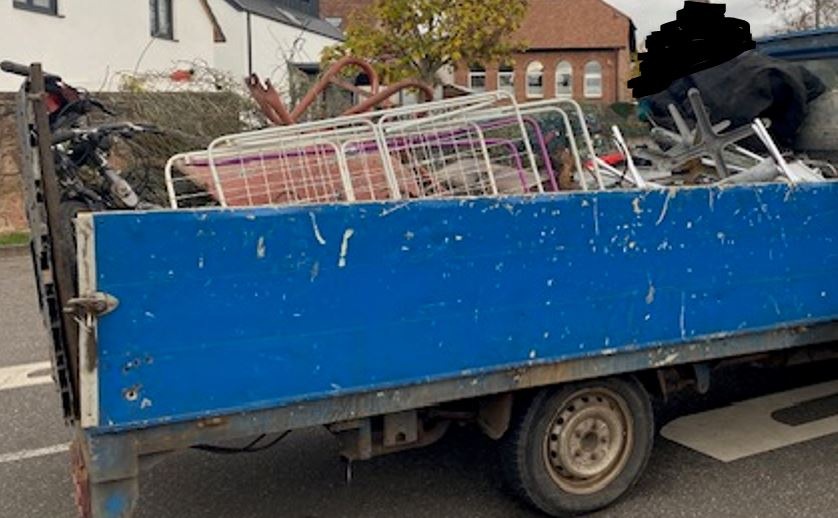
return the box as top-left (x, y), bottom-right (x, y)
top-left (64, 292), bottom-right (119, 318)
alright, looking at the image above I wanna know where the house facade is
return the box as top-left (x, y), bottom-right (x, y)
top-left (0, 0), bottom-right (343, 92)
top-left (320, 0), bottom-right (635, 103)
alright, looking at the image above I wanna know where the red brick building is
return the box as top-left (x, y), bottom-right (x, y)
top-left (320, 0), bottom-right (635, 103)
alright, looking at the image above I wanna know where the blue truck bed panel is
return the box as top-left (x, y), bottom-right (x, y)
top-left (87, 182), bottom-right (838, 430)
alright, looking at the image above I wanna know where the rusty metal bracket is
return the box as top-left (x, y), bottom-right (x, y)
top-left (15, 63), bottom-right (80, 423)
top-left (383, 410), bottom-right (418, 447)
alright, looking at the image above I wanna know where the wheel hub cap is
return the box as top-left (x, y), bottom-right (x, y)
top-left (544, 389), bottom-right (633, 494)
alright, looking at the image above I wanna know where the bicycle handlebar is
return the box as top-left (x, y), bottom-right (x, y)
top-left (52, 123), bottom-right (162, 145)
top-left (0, 60), bottom-right (62, 82)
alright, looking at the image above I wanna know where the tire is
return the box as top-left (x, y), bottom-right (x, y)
top-left (501, 377), bottom-right (654, 517)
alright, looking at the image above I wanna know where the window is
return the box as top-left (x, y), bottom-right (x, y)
top-left (468, 64), bottom-right (486, 93)
top-left (13, 0), bottom-right (57, 15)
top-left (555, 61), bottom-right (573, 98)
top-left (526, 61), bottom-right (544, 98)
top-left (150, 0), bottom-right (174, 39)
top-left (498, 64), bottom-right (515, 96)
top-left (584, 60), bottom-right (603, 98)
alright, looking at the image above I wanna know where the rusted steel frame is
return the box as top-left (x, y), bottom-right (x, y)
top-left (245, 75), bottom-right (294, 126)
top-left (28, 64), bottom-right (81, 406)
top-left (328, 77), bottom-right (396, 109)
top-left (343, 79), bottom-right (435, 115)
top-left (290, 56), bottom-right (381, 121)
top-left (248, 56), bottom-right (386, 125)
top-left (248, 57), bottom-right (434, 125)
top-left (15, 85), bottom-right (76, 421)
top-left (96, 321), bottom-right (837, 458)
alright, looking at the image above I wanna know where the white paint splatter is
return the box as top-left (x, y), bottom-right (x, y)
top-left (338, 229), bottom-right (355, 268)
top-left (592, 198), bottom-right (600, 236)
top-left (380, 203), bottom-right (409, 217)
top-left (529, 350), bottom-right (537, 359)
top-left (680, 292), bottom-right (687, 339)
top-left (309, 213), bottom-right (327, 246)
top-left (256, 237), bottom-right (267, 259)
top-left (654, 353), bottom-right (680, 367)
top-left (632, 197), bottom-right (643, 215)
top-left (656, 188), bottom-right (676, 226)
top-left (140, 398), bottom-right (153, 409)
top-left (645, 284), bottom-right (656, 305)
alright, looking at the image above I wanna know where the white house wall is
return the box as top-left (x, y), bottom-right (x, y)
top-left (246, 13), bottom-right (340, 96)
top-left (0, 0), bottom-right (214, 91)
top-left (0, 1), bottom-right (342, 93)
top-left (209, 0), bottom-right (248, 83)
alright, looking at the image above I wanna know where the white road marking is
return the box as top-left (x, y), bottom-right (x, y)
top-left (0, 361), bottom-right (53, 392)
top-left (661, 380), bottom-right (838, 462)
top-left (0, 443), bottom-right (70, 465)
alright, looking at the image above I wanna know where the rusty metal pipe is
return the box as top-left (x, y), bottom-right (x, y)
top-left (289, 56), bottom-right (382, 122)
top-left (246, 75), bottom-right (294, 126)
top-left (342, 79), bottom-right (435, 116)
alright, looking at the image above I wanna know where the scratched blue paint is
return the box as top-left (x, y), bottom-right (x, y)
top-left (90, 182), bottom-right (838, 430)
top-left (105, 493), bottom-right (128, 515)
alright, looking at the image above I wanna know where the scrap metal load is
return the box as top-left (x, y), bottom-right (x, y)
top-left (164, 88), bottom-right (828, 210)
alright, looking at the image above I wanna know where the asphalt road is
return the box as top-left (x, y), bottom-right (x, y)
top-left (1, 252), bottom-right (836, 518)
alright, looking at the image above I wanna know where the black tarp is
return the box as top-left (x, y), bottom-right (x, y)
top-left (639, 50), bottom-right (826, 147)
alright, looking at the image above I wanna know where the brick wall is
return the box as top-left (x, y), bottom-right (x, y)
top-left (322, 0), bottom-right (634, 102)
top-left (0, 93), bottom-right (26, 233)
top-left (319, 0), bottom-right (374, 28)
top-left (514, 0), bottom-right (631, 50)
top-left (454, 49), bottom-right (624, 104)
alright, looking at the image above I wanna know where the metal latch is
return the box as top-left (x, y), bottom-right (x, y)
top-left (64, 292), bottom-right (119, 317)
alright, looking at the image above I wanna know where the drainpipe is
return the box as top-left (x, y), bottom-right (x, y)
top-left (246, 12), bottom-right (253, 76)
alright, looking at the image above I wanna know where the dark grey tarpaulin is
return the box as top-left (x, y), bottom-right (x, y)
top-left (639, 50), bottom-right (826, 148)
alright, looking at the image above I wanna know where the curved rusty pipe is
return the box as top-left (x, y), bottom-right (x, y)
top-left (342, 79), bottom-right (435, 115)
top-left (289, 56), bottom-right (382, 122)
top-left (246, 74), bottom-right (294, 126)
top-left (247, 57), bottom-right (433, 125)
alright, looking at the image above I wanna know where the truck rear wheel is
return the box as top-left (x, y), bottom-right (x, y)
top-left (501, 377), bottom-right (653, 516)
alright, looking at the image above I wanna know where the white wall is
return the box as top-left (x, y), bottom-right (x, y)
top-left (246, 12), bottom-right (340, 95)
top-left (210, 0), bottom-right (247, 82)
top-left (0, 0), bottom-right (342, 93)
top-left (0, 0), bottom-right (215, 91)
top-left (209, 0), bottom-right (342, 100)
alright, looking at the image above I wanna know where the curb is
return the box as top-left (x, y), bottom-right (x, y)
top-left (0, 245), bottom-right (28, 259)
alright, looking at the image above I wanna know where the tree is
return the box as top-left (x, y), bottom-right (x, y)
top-left (322, 0), bottom-right (529, 86)
top-left (761, 0), bottom-right (837, 30)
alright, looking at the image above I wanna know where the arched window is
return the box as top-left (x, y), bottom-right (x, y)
top-left (468, 64), bottom-right (486, 93)
top-left (555, 61), bottom-right (573, 98)
top-left (498, 63), bottom-right (515, 96)
top-left (526, 61), bottom-right (544, 98)
top-left (584, 60), bottom-right (603, 98)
